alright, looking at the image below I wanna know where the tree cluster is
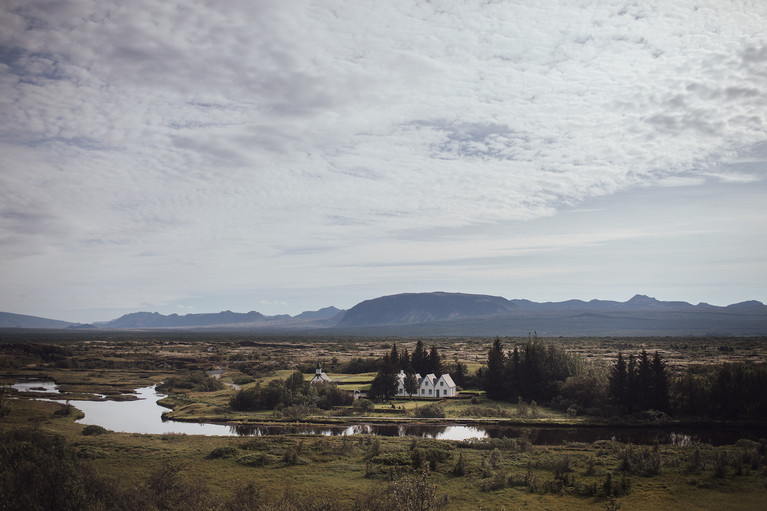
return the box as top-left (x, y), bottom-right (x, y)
top-left (369, 342), bottom-right (444, 401)
top-left (608, 350), bottom-right (669, 413)
top-left (481, 337), bottom-right (583, 403)
top-left (396, 341), bottom-right (442, 376)
top-left (229, 371), bottom-right (351, 412)
top-left (672, 362), bottom-right (767, 419)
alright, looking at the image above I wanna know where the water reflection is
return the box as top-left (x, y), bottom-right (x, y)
top-left (9, 380), bottom-right (60, 393)
top-left (17, 382), bottom-right (763, 444)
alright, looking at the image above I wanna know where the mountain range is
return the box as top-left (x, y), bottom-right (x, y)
top-left (2, 292), bottom-right (766, 336)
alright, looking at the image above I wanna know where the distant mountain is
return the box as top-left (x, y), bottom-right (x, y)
top-left (334, 292), bottom-right (767, 336)
top-left (3, 293), bottom-right (766, 335)
top-left (294, 306), bottom-right (343, 320)
top-left (339, 292), bottom-right (515, 326)
top-left (103, 310), bottom-right (269, 329)
top-left (100, 306), bottom-right (343, 329)
top-left (0, 311), bottom-right (75, 329)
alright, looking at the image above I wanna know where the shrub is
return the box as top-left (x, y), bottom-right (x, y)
top-left (353, 398), bottom-right (375, 414)
top-left (415, 403), bottom-right (445, 418)
top-left (81, 424), bottom-right (109, 436)
top-left (207, 446), bottom-right (239, 459)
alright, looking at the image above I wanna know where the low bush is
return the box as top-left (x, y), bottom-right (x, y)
top-left (207, 446), bottom-right (239, 459)
top-left (81, 425), bottom-right (109, 436)
top-left (415, 403), bottom-right (445, 418)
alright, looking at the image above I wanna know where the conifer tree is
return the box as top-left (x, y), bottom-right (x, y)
top-left (650, 351), bottom-right (669, 412)
top-left (412, 340), bottom-right (427, 375)
top-left (428, 345), bottom-right (442, 375)
top-left (609, 352), bottom-right (628, 410)
top-left (485, 337), bottom-right (507, 400)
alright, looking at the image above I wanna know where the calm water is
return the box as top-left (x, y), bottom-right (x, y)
top-left (14, 383), bottom-right (764, 444)
top-left (10, 380), bottom-right (60, 393)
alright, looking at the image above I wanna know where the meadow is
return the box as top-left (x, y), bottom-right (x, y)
top-left (1, 331), bottom-right (767, 510)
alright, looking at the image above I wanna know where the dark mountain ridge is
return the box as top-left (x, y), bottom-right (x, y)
top-left (338, 292), bottom-right (515, 326)
top-left (2, 292), bottom-right (765, 335)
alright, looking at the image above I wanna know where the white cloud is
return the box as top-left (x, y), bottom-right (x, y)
top-left (1, 0), bottom-right (766, 320)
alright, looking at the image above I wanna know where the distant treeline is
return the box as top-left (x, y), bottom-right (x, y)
top-left (479, 337), bottom-right (767, 420)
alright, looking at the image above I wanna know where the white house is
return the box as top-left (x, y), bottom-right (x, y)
top-left (396, 370), bottom-right (457, 398)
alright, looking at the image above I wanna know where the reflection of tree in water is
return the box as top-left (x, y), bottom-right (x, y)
top-left (403, 424), bottom-right (448, 438)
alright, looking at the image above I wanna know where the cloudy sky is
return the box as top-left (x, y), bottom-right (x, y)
top-left (1, 0), bottom-right (766, 323)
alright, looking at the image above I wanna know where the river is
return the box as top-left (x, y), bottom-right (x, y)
top-left (8, 381), bottom-right (763, 444)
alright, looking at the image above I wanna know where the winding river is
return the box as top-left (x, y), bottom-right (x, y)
top-left (8, 381), bottom-right (763, 444)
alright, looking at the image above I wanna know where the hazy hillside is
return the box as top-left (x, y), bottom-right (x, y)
top-left (0, 311), bottom-right (75, 329)
top-left (3, 292), bottom-right (766, 335)
top-left (339, 292), bottom-right (516, 326)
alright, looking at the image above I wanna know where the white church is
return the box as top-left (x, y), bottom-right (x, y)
top-left (396, 370), bottom-right (457, 398)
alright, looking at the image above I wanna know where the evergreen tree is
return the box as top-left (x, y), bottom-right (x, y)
top-left (411, 340), bottom-right (427, 375)
top-left (389, 343), bottom-right (399, 371)
top-left (404, 372), bottom-right (419, 397)
top-left (485, 337), bottom-right (507, 400)
top-left (650, 351), bottom-right (669, 412)
top-left (450, 358), bottom-right (467, 388)
top-left (609, 352), bottom-right (628, 410)
top-left (637, 350), bottom-right (652, 410)
top-left (428, 345), bottom-right (442, 375)
top-left (370, 353), bottom-right (398, 401)
top-left (626, 354), bottom-right (637, 412)
top-left (399, 348), bottom-right (411, 372)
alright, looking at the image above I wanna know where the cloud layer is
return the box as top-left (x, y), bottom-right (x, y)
top-left (1, 0), bottom-right (766, 320)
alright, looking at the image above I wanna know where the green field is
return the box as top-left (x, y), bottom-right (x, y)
top-left (2, 332), bottom-right (767, 510)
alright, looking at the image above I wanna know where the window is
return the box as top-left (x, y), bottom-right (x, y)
top-left (428, 389), bottom-right (432, 395)
top-left (440, 381), bottom-right (444, 386)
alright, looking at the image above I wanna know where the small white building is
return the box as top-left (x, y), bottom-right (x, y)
top-left (310, 363), bottom-right (332, 384)
top-left (396, 370), bottom-right (457, 398)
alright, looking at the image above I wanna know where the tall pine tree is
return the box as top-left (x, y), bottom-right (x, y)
top-left (485, 337), bottom-right (507, 400)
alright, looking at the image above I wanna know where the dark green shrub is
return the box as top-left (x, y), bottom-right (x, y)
top-left (207, 446), bottom-right (239, 459)
top-left (81, 424), bottom-right (109, 436)
top-left (415, 403), bottom-right (445, 418)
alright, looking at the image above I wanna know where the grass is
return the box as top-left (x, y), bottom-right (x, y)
top-left (4, 398), bottom-right (767, 510)
top-left (3, 334), bottom-right (767, 510)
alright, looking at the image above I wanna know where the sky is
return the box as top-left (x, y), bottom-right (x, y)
top-left (1, 0), bottom-right (766, 324)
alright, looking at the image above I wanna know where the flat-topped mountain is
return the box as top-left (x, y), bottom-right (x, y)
top-left (339, 292), bottom-right (515, 326)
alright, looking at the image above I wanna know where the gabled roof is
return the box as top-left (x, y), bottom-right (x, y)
top-left (438, 373), bottom-right (456, 388)
top-left (421, 373), bottom-right (437, 386)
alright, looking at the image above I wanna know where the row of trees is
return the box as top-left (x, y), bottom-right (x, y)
top-left (479, 338), bottom-right (766, 420)
top-left (673, 362), bottom-right (767, 419)
top-left (608, 351), bottom-right (669, 413)
top-left (369, 342), bottom-right (445, 401)
top-left (390, 341), bottom-right (443, 377)
top-left (480, 337), bottom-right (584, 403)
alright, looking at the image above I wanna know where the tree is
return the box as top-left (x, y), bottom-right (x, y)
top-left (637, 350), bottom-right (652, 410)
top-left (649, 351), bottom-right (669, 412)
top-left (412, 340), bottom-right (427, 375)
top-left (609, 352), bottom-right (628, 410)
top-left (404, 372), bottom-right (420, 398)
top-left (428, 345), bottom-right (442, 375)
top-left (389, 342), bottom-right (400, 371)
top-left (626, 354), bottom-right (637, 412)
top-left (370, 353), bottom-right (398, 401)
top-left (484, 337), bottom-right (507, 400)
top-left (400, 348), bottom-right (411, 372)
